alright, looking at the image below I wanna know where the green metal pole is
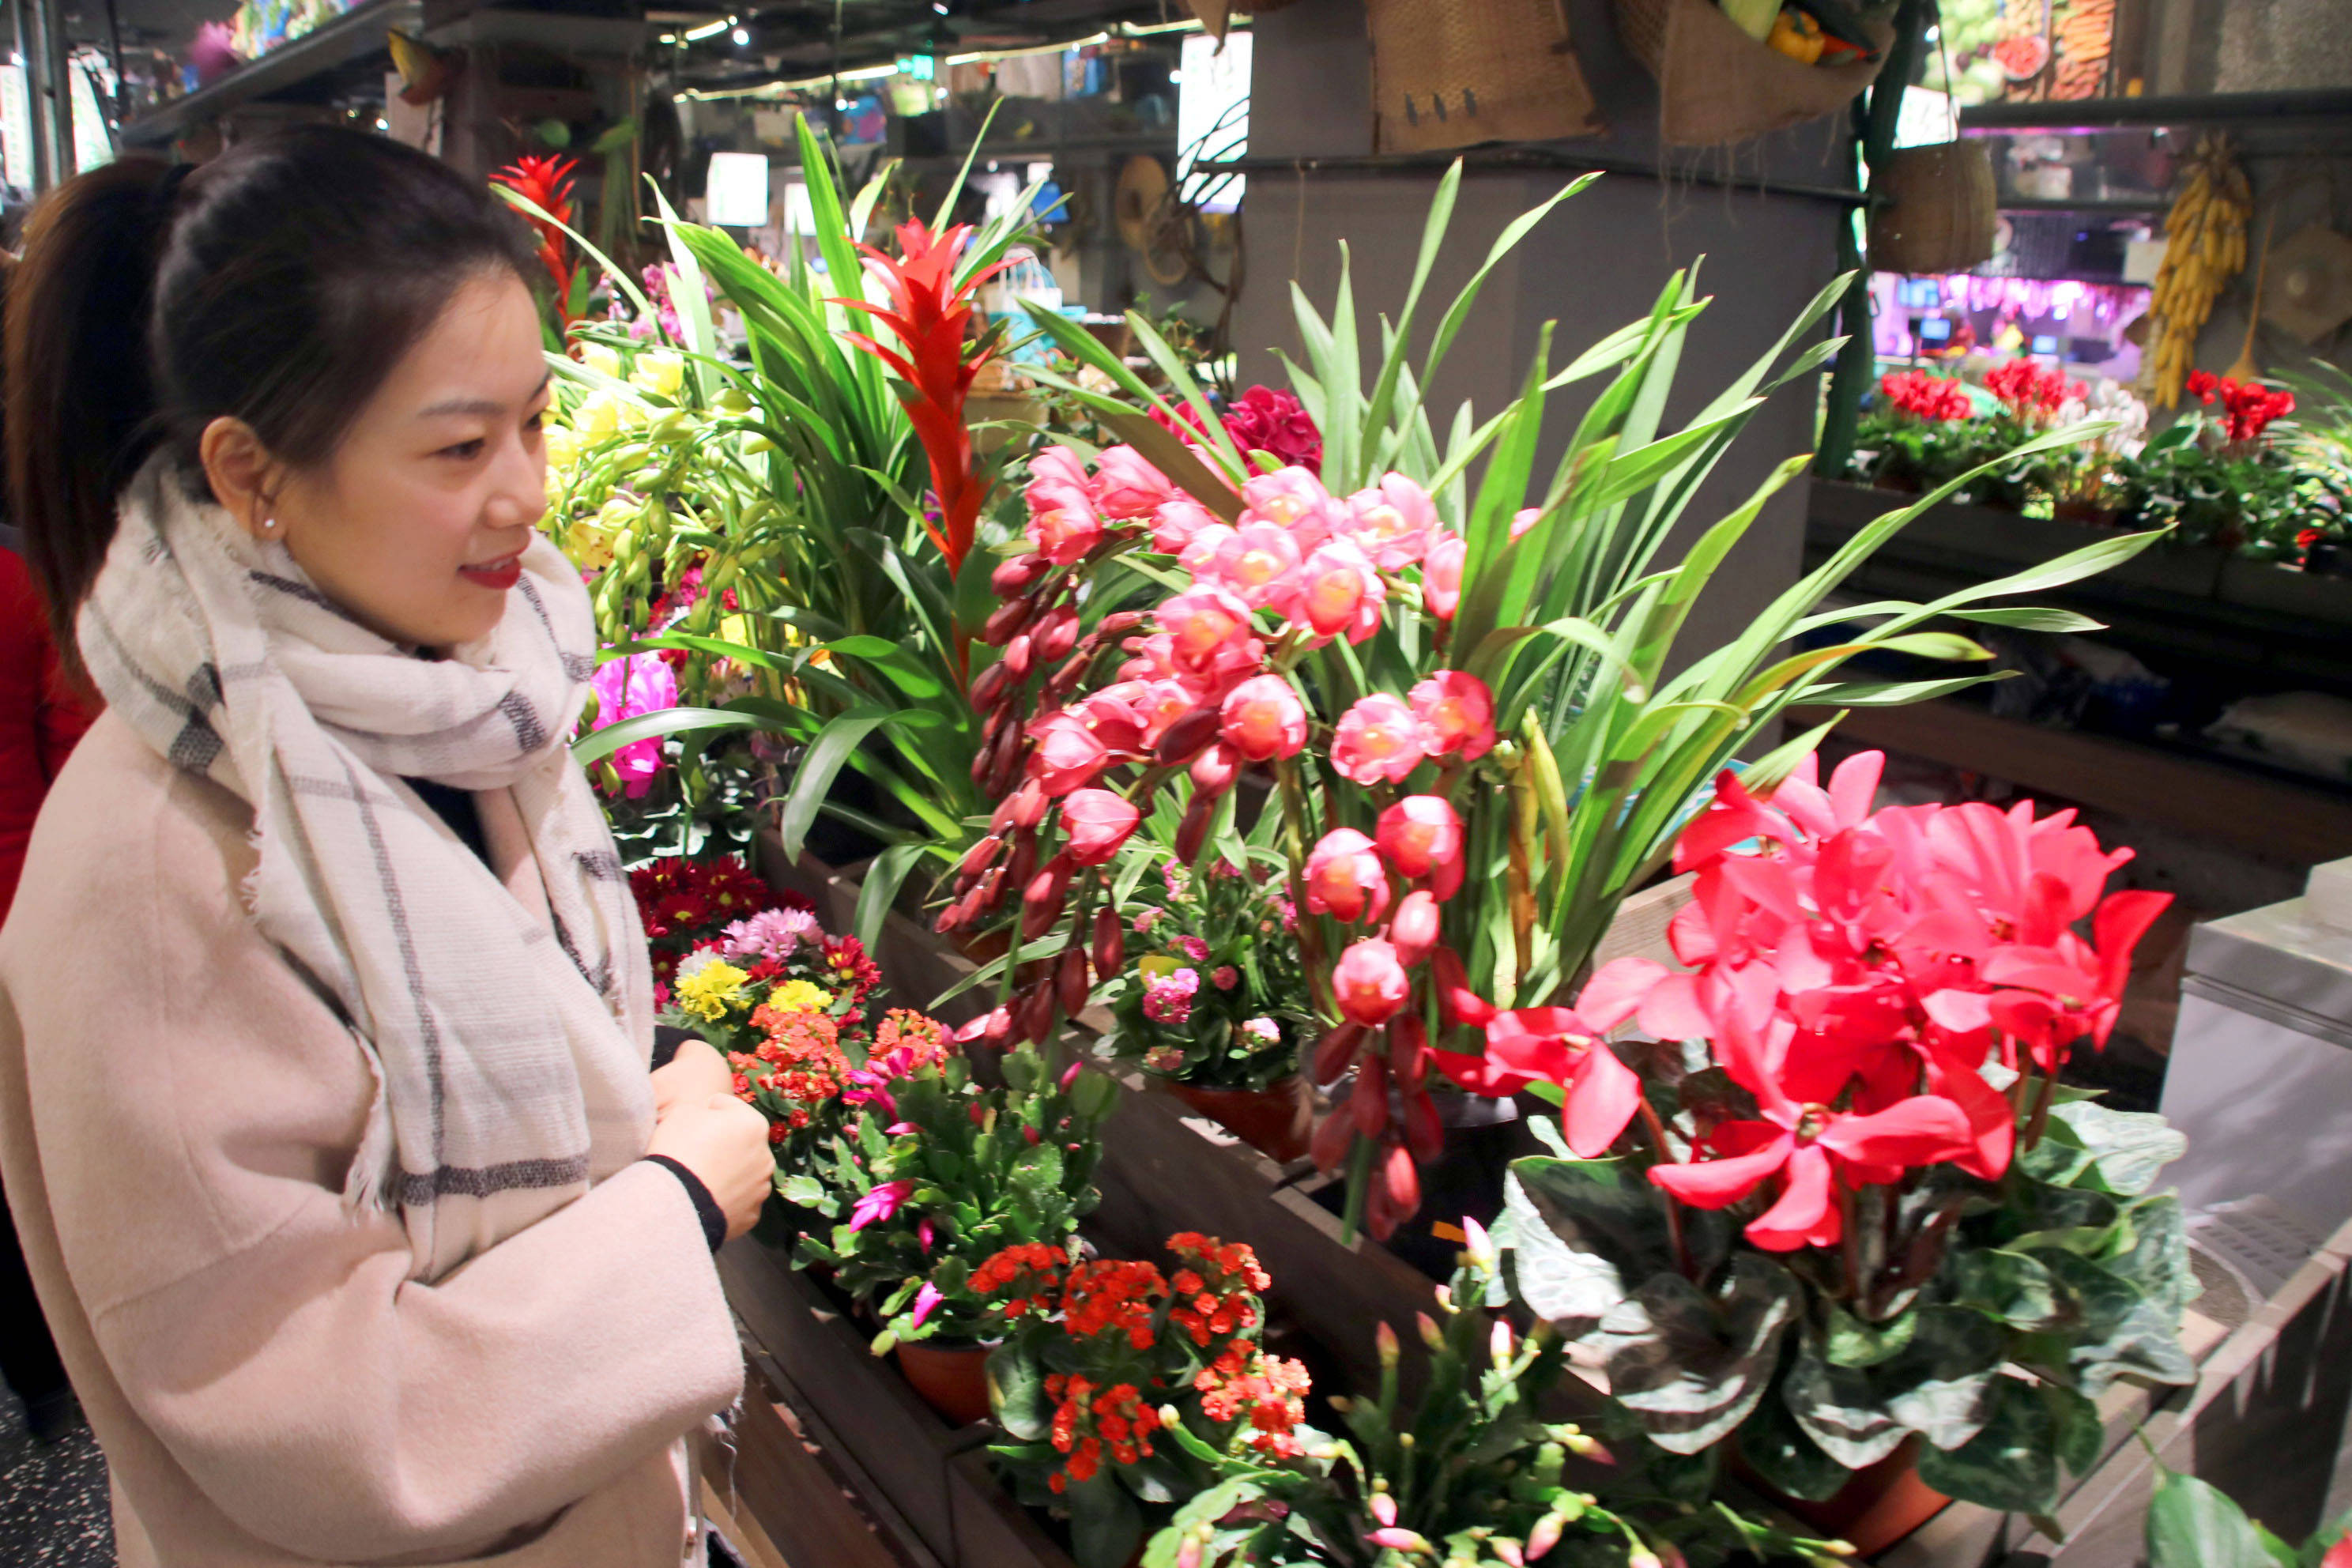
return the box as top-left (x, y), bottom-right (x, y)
top-left (1815, 0), bottom-right (1931, 479)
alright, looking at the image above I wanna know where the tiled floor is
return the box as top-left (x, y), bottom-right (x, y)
top-left (0, 1379), bottom-right (113, 1567)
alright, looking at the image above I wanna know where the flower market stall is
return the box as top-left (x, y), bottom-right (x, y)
top-left (484, 96), bottom-right (2352, 1566)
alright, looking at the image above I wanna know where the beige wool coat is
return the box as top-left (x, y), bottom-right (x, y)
top-left (0, 711), bottom-right (745, 1567)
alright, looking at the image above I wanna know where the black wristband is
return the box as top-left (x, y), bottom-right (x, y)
top-left (650, 1023), bottom-right (699, 1072)
top-left (644, 1155), bottom-right (727, 1252)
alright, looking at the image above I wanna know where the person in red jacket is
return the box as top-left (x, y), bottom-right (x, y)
top-left (0, 519), bottom-right (95, 1446)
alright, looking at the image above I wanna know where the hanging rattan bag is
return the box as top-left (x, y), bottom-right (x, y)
top-left (1614, 0), bottom-right (1890, 148)
top-left (1366, 0), bottom-right (1604, 155)
top-left (1870, 140), bottom-right (1998, 274)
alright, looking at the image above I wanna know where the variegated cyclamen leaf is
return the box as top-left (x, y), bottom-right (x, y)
top-left (1598, 1255), bottom-right (1800, 1454)
top-left (1913, 1374), bottom-right (2067, 1516)
top-left (1498, 1167), bottom-right (1638, 1335)
top-left (1787, 1307), bottom-right (2003, 1465)
top-left (2051, 1102), bottom-right (2189, 1197)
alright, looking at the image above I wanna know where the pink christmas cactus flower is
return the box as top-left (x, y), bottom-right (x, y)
top-left (849, 1178), bottom-right (918, 1231)
top-left (911, 1280), bottom-right (945, 1327)
top-left (1409, 670), bottom-right (1497, 762)
top-left (1331, 693), bottom-right (1427, 786)
top-left (588, 651), bottom-right (678, 798)
top-left (1219, 673), bottom-right (1309, 761)
top-left (1305, 828), bottom-right (1393, 925)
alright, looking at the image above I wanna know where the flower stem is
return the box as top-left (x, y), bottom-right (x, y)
top-left (1273, 756), bottom-right (1329, 1015)
top-left (1837, 1182), bottom-right (1864, 1302)
top-left (2022, 1063), bottom-right (2062, 1152)
top-left (1636, 1099), bottom-right (1694, 1280)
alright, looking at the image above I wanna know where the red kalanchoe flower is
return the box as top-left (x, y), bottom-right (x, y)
top-left (832, 220), bottom-right (1013, 579)
top-left (489, 155), bottom-right (580, 328)
top-left (1879, 368), bottom-right (1973, 422)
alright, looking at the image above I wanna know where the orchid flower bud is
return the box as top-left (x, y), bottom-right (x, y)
top-left (1189, 741), bottom-right (1242, 799)
top-left (1008, 779), bottom-right (1049, 830)
top-left (1311, 1021), bottom-right (1366, 1085)
top-left (992, 552), bottom-right (1050, 598)
top-left (969, 659), bottom-right (1016, 714)
top-left (959, 833), bottom-right (1004, 880)
top-left (1154, 703), bottom-right (1223, 765)
top-left (1388, 1012), bottom-right (1428, 1083)
top-left (1310, 1106), bottom-right (1355, 1173)
top-left (1350, 1052), bottom-right (1390, 1136)
top-left (1174, 793), bottom-right (1214, 862)
top-left (981, 597), bottom-right (1031, 646)
top-left (1382, 1140), bottom-right (1422, 1213)
top-left (1035, 605), bottom-right (1080, 663)
top-left (1091, 904), bottom-right (1124, 976)
top-left (1056, 943), bottom-right (1091, 1016)
top-left (1002, 632), bottom-right (1033, 678)
top-left (1389, 889), bottom-right (1440, 967)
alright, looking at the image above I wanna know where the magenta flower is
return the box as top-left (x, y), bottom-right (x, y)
top-left (1212, 965), bottom-right (1240, 990)
top-left (912, 1280), bottom-right (944, 1328)
top-left (849, 1178), bottom-right (918, 1231)
top-left (588, 651), bottom-right (677, 798)
top-left (1142, 967), bottom-right (1200, 1025)
top-left (1331, 693), bottom-right (1427, 786)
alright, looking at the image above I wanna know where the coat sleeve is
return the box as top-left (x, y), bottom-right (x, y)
top-left (19, 749), bottom-right (743, 1564)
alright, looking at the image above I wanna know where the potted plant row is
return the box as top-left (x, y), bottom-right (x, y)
top-left (1835, 362), bottom-right (2352, 624)
top-left (545, 130), bottom-right (2214, 1562)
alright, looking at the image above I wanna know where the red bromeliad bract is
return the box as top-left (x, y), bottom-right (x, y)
top-left (832, 220), bottom-right (1012, 579)
top-left (489, 155), bottom-right (579, 328)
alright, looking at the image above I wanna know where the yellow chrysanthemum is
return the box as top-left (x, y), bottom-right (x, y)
top-left (677, 960), bottom-right (750, 1021)
top-left (771, 979), bottom-right (830, 1013)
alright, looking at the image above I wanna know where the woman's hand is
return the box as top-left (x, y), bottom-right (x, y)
top-left (646, 1095), bottom-right (774, 1242)
top-left (650, 1038), bottom-right (732, 1119)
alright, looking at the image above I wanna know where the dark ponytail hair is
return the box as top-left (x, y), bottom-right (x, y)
top-left (5, 127), bottom-right (541, 667)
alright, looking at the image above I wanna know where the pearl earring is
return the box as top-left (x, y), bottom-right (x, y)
top-left (259, 517), bottom-right (278, 535)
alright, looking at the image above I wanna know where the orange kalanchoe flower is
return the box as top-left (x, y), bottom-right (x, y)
top-left (831, 220), bottom-right (1011, 581)
top-left (489, 154), bottom-right (580, 329)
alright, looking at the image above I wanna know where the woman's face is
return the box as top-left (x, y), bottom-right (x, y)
top-left (267, 270), bottom-right (551, 650)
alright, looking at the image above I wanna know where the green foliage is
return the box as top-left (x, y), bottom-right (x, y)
top-left (793, 1045), bottom-right (1111, 1348)
top-left (1497, 1099), bottom-right (2197, 1517)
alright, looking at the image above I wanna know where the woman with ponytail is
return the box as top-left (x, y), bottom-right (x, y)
top-left (0, 129), bottom-right (774, 1566)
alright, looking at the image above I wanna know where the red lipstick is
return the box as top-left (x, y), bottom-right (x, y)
top-left (459, 554), bottom-right (523, 591)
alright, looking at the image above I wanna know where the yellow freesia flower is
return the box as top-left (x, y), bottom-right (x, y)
top-left (580, 342), bottom-right (622, 379)
top-left (542, 424), bottom-right (581, 471)
top-left (574, 392), bottom-right (623, 439)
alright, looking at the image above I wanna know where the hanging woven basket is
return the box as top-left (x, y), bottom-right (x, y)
top-left (1366, 0), bottom-right (1604, 156)
top-left (1613, 0), bottom-right (1891, 148)
top-left (1870, 140), bottom-right (1999, 275)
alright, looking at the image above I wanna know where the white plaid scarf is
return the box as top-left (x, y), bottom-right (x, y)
top-left (83, 461), bottom-right (655, 1281)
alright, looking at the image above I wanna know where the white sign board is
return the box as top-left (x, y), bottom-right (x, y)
top-left (705, 151), bottom-right (771, 229)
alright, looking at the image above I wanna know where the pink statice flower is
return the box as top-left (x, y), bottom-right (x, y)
top-left (1142, 967), bottom-right (1200, 1025)
top-left (589, 651), bottom-right (677, 798)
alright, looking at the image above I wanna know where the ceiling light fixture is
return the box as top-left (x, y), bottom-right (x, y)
top-left (680, 15), bottom-right (733, 41)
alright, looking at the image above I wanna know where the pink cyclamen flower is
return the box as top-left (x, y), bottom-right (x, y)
top-left (1092, 445), bottom-right (1176, 517)
top-left (1345, 473), bottom-right (1439, 570)
top-left (1305, 828), bottom-right (1392, 925)
top-left (1282, 539), bottom-right (1385, 644)
top-left (911, 1280), bottom-right (944, 1327)
top-left (1061, 787), bottom-right (1141, 866)
top-left (1410, 670), bottom-right (1498, 762)
top-left (1027, 485), bottom-right (1103, 565)
top-left (1331, 693), bottom-right (1427, 786)
top-left (589, 651), bottom-right (678, 799)
top-left (1209, 520), bottom-right (1305, 607)
top-left (1219, 673), bottom-right (1309, 761)
top-left (849, 1178), bottom-right (918, 1231)
top-left (1026, 710), bottom-right (1111, 797)
top-left (1332, 939), bottom-right (1412, 1027)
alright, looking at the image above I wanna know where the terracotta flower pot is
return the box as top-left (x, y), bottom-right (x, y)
top-left (895, 1340), bottom-right (995, 1428)
top-left (1747, 1436), bottom-right (1949, 1557)
top-left (1165, 1076), bottom-right (1313, 1163)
